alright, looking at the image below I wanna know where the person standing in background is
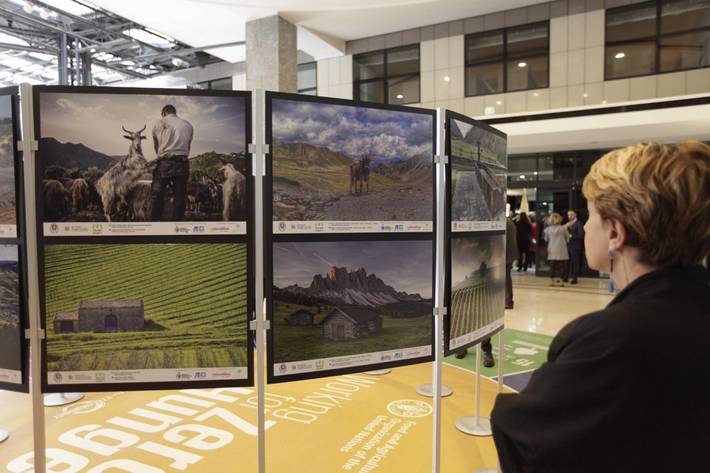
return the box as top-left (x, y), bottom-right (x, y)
top-left (528, 214), bottom-right (538, 269)
top-left (515, 212), bottom-right (532, 271)
top-left (565, 209), bottom-right (585, 284)
top-left (544, 212), bottom-right (569, 286)
top-left (505, 216), bottom-right (518, 308)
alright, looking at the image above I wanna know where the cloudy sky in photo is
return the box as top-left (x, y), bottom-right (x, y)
top-left (451, 234), bottom-right (505, 285)
top-left (272, 98), bottom-right (433, 163)
top-left (0, 95), bottom-right (11, 121)
top-left (274, 240), bottom-right (432, 298)
top-left (0, 244), bottom-right (17, 262)
top-left (39, 92), bottom-right (247, 157)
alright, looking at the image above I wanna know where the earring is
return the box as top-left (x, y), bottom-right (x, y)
top-left (608, 249), bottom-right (614, 273)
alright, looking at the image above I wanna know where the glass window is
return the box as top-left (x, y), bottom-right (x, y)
top-left (387, 75), bottom-right (420, 104)
top-left (538, 155), bottom-right (574, 181)
top-left (358, 81), bottom-right (386, 103)
top-left (209, 77), bottom-right (232, 90)
top-left (507, 56), bottom-right (548, 91)
top-left (605, 41), bottom-right (657, 79)
top-left (466, 31), bottom-right (504, 63)
top-left (661, 0), bottom-right (710, 34)
top-left (465, 21), bottom-right (549, 97)
top-left (605, 0), bottom-right (710, 79)
top-left (508, 155), bottom-right (537, 184)
top-left (298, 62), bottom-right (317, 93)
top-left (354, 51), bottom-right (385, 81)
top-left (660, 30), bottom-right (710, 71)
top-left (465, 63), bottom-right (504, 96)
top-left (353, 45), bottom-right (419, 104)
top-left (606, 3), bottom-right (657, 43)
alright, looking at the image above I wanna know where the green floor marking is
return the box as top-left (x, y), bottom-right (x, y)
top-left (444, 328), bottom-right (553, 377)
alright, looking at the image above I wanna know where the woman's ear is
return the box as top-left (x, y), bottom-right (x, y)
top-left (607, 219), bottom-right (627, 252)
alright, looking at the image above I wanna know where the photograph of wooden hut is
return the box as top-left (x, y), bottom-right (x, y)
top-left (449, 117), bottom-right (507, 226)
top-left (272, 240), bottom-right (433, 364)
top-left (270, 97), bottom-right (434, 223)
top-left (449, 234), bottom-right (506, 349)
top-left (43, 242), bottom-right (249, 374)
top-left (37, 91), bottom-right (248, 224)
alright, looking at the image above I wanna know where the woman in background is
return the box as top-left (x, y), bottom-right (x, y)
top-left (491, 142), bottom-right (710, 472)
top-left (543, 213), bottom-right (569, 286)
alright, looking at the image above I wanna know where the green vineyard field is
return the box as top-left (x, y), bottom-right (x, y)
top-left (44, 243), bottom-right (248, 371)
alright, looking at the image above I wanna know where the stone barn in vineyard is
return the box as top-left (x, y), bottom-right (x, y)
top-left (53, 300), bottom-right (145, 333)
top-left (321, 306), bottom-right (383, 341)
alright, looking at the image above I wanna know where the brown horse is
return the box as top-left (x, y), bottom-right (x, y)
top-left (350, 156), bottom-right (371, 194)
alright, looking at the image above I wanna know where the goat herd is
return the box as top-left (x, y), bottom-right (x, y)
top-left (42, 126), bottom-right (247, 223)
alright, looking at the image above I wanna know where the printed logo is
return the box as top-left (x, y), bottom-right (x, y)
top-left (53, 372), bottom-right (62, 383)
top-left (278, 222), bottom-right (286, 232)
top-left (315, 360), bottom-right (325, 370)
top-left (174, 226), bottom-right (190, 234)
top-left (393, 352), bottom-right (403, 359)
top-left (192, 226), bottom-right (206, 233)
top-left (194, 371), bottom-right (207, 379)
top-left (92, 224), bottom-right (103, 234)
top-left (49, 223), bottom-right (59, 234)
top-left (315, 223), bottom-right (325, 232)
top-left (96, 373), bottom-right (106, 382)
top-left (395, 224), bottom-right (405, 232)
top-left (387, 399), bottom-right (432, 418)
top-left (279, 364), bottom-right (287, 373)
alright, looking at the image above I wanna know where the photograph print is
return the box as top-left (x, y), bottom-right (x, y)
top-left (37, 89), bottom-right (249, 236)
top-left (43, 242), bottom-right (249, 388)
top-left (270, 96), bottom-right (434, 233)
top-left (449, 116), bottom-right (507, 232)
top-left (448, 234), bottom-right (506, 352)
top-left (0, 94), bottom-right (17, 236)
top-left (271, 240), bottom-right (433, 378)
top-left (0, 244), bottom-right (23, 387)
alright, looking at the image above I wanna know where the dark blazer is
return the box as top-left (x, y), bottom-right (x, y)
top-left (567, 220), bottom-right (585, 247)
top-left (491, 266), bottom-right (710, 473)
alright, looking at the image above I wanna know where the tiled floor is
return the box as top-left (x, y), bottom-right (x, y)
top-left (505, 270), bottom-right (613, 337)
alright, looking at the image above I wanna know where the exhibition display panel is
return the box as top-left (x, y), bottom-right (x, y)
top-left (266, 92), bottom-right (436, 382)
top-left (444, 110), bottom-right (507, 355)
top-left (32, 86), bottom-right (254, 392)
top-left (0, 87), bottom-right (28, 393)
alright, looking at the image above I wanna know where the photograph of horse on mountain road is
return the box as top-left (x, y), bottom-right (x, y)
top-left (270, 97), bottom-right (434, 228)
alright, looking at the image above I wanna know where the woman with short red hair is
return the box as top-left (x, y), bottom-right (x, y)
top-left (491, 141), bottom-right (710, 472)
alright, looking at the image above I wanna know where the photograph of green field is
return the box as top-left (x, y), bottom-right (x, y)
top-left (44, 243), bottom-right (248, 372)
top-left (271, 98), bottom-right (434, 222)
top-left (0, 245), bottom-right (21, 376)
top-left (272, 240), bottom-right (433, 364)
top-left (450, 235), bottom-right (505, 345)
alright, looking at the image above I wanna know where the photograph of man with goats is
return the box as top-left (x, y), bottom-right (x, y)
top-left (270, 239), bottom-right (433, 379)
top-left (447, 234), bottom-right (506, 353)
top-left (449, 113), bottom-right (507, 231)
top-left (269, 95), bottom-right (434, 232)
top-left (36, 89), bottom-right (249, 231)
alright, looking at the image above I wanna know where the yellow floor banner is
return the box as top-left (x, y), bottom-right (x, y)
top-left (0, 363), bottom-right (505, 473)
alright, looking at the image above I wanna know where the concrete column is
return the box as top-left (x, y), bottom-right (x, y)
top-left (246, 15), bottom-right (297, 92)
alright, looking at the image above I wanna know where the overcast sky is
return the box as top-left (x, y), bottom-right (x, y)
top-left (39, 92), bottom-right (246, 158)
top-left (0, 244), bottom-right (17, 262)
top-left (274, 240), bottom-right (432, 298)
top-left (272, 98), bottom-right (433, 162)
top-left (451, 235), bottom-right (505, 285)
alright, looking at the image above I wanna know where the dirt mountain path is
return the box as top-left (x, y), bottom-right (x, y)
top-left (320, 187), bottom-right (432, 221)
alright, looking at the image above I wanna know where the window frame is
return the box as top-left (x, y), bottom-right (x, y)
top-left (298, 61), bottom-right (318, 95)
top-left (464, 21), bottom-right (550, 97)
top-left (604, 0), bottom-right (710, 81)
top-left (195, 76), bottom-right (233, 90)
top-left (353, 44), bottom-right (420, 105)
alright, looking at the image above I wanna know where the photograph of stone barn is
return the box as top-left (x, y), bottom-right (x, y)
top-left (321, 306), bottom-right (383, 341)
top-left (53, 299), bottom-right (145, 334)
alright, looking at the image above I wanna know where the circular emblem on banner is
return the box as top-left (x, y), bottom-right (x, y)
top-left (62, 400), bottom-right (106, 416)
top-left (50, 223), bottom-right (59, 234)
top-left (53, 372), bottom-right (62, 383)
top-left (387, 399), bottom-right (432, 418)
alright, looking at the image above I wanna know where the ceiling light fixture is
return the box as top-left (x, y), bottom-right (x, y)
top-left (396, 94), bottom-right (404, 99)
top-left (496, 100), bottom-right (502, 105)
top-left (518, 62), bottom-right (527, 68)
top-left (615, 52), bottom-right (625, 59)
top-left (533, 92), bottom-right (539, 97)
top-left (583, 93), bottom-right (589, 98)
top-left (520, 175), bottom-right (526, 179)
top-left (443, 76), bottom-right (450, 82)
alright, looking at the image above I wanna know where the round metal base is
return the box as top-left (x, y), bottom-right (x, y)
top-left (455, 416), bottom-right (492, 436)
top-left (474, 468), bottom-right (499, 473)
top-left (415, 383), bottom-right (453, 397)
top-left (364, 369), bottom-right (391, 376)
top-left (43, 392), bottom-right (85, 407)
top-left (0, 430), bottom-right (8, 443)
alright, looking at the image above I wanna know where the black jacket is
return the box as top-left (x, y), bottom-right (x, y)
top-left (491, 266), bottom-right (710, 473)
top-left (567, 220), bottom-right (585, 247)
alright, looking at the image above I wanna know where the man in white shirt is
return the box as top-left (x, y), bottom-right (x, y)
top-left (149, 104), bottom-right (194, 220)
